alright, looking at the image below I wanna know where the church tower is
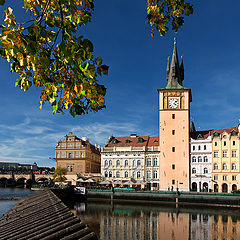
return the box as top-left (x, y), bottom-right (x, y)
top-left (158, 40), bottom-right (192, 191)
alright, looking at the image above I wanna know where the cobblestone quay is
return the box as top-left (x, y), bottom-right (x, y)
top-left (0, 189), bottom-right (97, 240)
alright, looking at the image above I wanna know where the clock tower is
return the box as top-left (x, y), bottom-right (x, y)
top-left (158, 40), bottom-right (192, 191)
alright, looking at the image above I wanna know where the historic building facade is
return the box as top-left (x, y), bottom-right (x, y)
top-left (101, 134), bottom-right (160, 189)
top-left (211, 127), bottom-right (240, 193)
top-left (55, 132), bottom-right (101, 177)
top-left (190, 130), bottom-right (212, 192)
top-left (158, 40), bottom-right (191, 191)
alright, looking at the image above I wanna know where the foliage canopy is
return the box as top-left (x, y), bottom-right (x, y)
top-left (0, 0), bottom-right (193, 117)
top-left (53, 167), bottom-right (67, 183)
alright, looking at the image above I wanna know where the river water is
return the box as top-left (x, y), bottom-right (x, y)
top-left (72, 200), bottom-right (240, 240)
top-left (1, 189), bottom-right (240, 240)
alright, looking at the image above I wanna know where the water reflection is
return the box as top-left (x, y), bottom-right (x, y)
top-left (73, 201), bottom-right (240, 240)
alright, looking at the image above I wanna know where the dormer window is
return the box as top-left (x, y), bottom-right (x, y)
top-left (126, 139), bottom-right (131, 144)
top-left (214, 131), bottom-right (219, 137)
top-left (138, 137), bottom-right (143, 143)
top-left (112, 139), bottom-right (118, 144)
top-left (231, 130), bottom-right (237, 136)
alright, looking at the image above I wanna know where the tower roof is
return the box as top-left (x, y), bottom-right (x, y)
top-left (164, 38), bottom-right (185, 89)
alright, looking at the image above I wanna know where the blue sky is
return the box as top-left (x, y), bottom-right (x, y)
top-left (0, 0), bottom-right (240, 167)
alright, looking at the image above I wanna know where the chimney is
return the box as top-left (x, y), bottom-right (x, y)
top-left (130, 134), bottom-right (137, 138)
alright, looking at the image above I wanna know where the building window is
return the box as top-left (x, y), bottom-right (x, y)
top-left (125, 160), bottom-right (128, 167)
top-left (214, 151), bottom-right (219, 158)
top-left (233, 141), bottom-right (236, 146)
top-left (172, 114), bottom-right (175, 119)
top-left (137, 171), bottom-right (141, 178)
top-left (214, 163), bottom-right (218, 170)
top-left (232, 150), bottom-right (237, 158)
top-left (172, 164), bottom-right (175, 170)
top-left (67, 166), bottom-right (70, 172)
top-left (223, 141), bottom-right (226, 146)
top-left (223, 175), bottom-right (227, 181)
top-left (172, 130), bottom-right (175, 135)
top-left (105, 171), bottom-right (108, 177)
top-left (132, 160), bottom-right (136, 166)
top-left (204, 145), bottom-right (207, 150)
top-left (153, 158), bottom-right (158, 166)
top-left (198, 156), bottom-right (202, 162)
top-left (124, 171), bottom-right (129, 178)
top-left (172, 147), bottom-right (175, 152)
top-left (198, 145), bottom-right (201, 150)
top-left (232, 163), bottom-right (237, 170)
top-left (232, 175), bottom-right (237, 181)
top-left (223, 151), bottom-right (227, 158)
top-left (116, 171), bottom-right (120, 178)
top-left (223, 163), bottom-right (227, 170)
top-left (172, 179), bottom-right (175, 185)
top-left (192, 168), bottom-right (196, 174)
top-left (132, 171), bottom-right (135, 178)
top-left (193, 146), bottom-right (195, 151)
top-left (147, 158), bottom-right (151, 166)
top-left (116, 160), bottom-right (120, 167)
top-left (203, 168), bottom-right (208, 174)
top-left (153, 170), bottom-right (158, 179)
top-left (104, 160), bottom-right (108, 167)
top-left (214, 175), bottom-right (218, 180)
top-left (203, 156), bottom-right (208, 162)
top-left (214, 142), bottom-right (218, 146)
top-left (68, 152), bottom-right (72, 158)
top-left (109, 160), bottom-right (112, 166)
top-left (192, 156), bottom-right (196, 162)
top-left (147, 171), bottom-right (151, 179)
top-left (75, 151), bottom-right (79, 158)
top-left (109, 171), bottom-right (113, 177)
top-left (137, 160), bottom-right (141, 166)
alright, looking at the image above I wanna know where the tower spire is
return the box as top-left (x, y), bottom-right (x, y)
top-left (164, 38), bottom-right (184, 89)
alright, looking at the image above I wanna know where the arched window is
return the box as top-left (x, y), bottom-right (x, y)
top-left (147, 171), bottom-right (151, 178)
top-left (67, 166), bottom-right (70, 172)
top-left (203, 168), bottom-right (208, 174)
top-left (137, 171), bottom-right (141, 178)
top-left (223, 163), bottom-right (227, 170)
top-left (232, 163), bottom-right (237, 170)
top-left (109, 171), bottom-right (112, 177)
top-left (137, 160), bottom-right (141, 166)
top-left (124, 171), bottom-right (129, 178)
top-left (104, 171), bottom-right (108, 177)
top-left (192, 168), bottom-right (196, 174)
top-left (132, 171), bottom-right (135, 178)
top-left (153, 170), bottom-right (158, 179)
top-left (214, 163), bottom-right (218, 170)
top-left (116, 171), bottom-right (120, 178)
top-left (132, 160), bottom-right (136, 166)
top-left (192, 156), bottom-right (196, 162)
top-left (204, 156), bottom-right (208, 162)
top-left (125, 160), bottom-right (129, 167)
top-left (198, 156), bottom-right (202, 162)
top-left (116, 160), bottom-right (120, 167)
top-left (68, 152), bottom-right (72, 158)
top-left (104, 160), bottom-right (108, 167)
top-left (109, 160), bottom-right (112, 166)
top-left (147, 158), bottom-right (151, 166)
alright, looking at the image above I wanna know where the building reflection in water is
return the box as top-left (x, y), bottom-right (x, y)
top-left (73, 202), bottom-right (240, 240)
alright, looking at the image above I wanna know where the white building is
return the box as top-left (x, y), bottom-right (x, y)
top-left (190, 130), bottom-right (212, 192)
top-left (101, 134), bottom-right (160, 190)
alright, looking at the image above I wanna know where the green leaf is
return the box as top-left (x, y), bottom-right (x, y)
top-left (15, 77), bottom-right (22, 87)
top-left (52, 101), bottom-right (58, 114)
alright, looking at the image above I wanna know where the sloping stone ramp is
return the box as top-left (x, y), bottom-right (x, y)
top-left (0, 189), bottom-right (98, 240)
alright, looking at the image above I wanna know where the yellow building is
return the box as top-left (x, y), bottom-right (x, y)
top-left (55, 132), bottom-right (101, 178)
top-left (211, 126), bottom-right (240, 193)
top-left (158, 40), bottom-right (191, 191)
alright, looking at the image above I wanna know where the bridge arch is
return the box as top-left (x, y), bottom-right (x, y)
top-left (16, 178), bottom-right (27, 187)
top-left (0, 177), bottom-right (8, 187)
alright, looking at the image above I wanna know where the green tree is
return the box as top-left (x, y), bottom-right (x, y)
top-left (53, 167), bottom-right (67, 183)
top-left (0, 1), bottom-right (193, 116)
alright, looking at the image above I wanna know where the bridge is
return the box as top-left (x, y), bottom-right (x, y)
top-left (0, 173), bottom-right (53, 187)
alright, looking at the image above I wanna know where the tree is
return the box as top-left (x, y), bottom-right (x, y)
top-left (0, 1), bottom-right (193, 116)
top-left (53, 167), bottom-right (67, 183)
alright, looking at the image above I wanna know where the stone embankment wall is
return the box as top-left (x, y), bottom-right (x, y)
top-left (87, 190), bottom-right (240, 207)
top-left (0, 189), bottom-right (97, 240)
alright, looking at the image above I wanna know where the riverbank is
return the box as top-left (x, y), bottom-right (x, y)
top-left (86, 189), bottom-right (240, 208)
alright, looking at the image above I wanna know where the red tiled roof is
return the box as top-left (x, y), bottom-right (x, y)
top-left (148, 136), bottom-right (159, 146)
top-left (210, 127), bottom-right (238, 135)
top-left (190, 130), bottom-right (211, 140)
top-left (90, 144), bottom-right (100, 155)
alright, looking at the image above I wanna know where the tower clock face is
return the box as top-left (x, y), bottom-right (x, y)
top-left (169, 98), bottom-right (179, 109)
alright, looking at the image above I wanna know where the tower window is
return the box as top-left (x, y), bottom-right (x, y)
top-left (172, 147), bottom-right (175, 152)
top-left (172, 114), bottom-right (175, 119)
top-left (172, 164), bottom-right (175, 170)
top-left (172, 130), bottom-right (175, 135)
top-left (172, 180), bottom-right (175, 185)
top-left (233, 141), bottom-right (236, 146)
top-left (223, 141), bottom-right (226, 146)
